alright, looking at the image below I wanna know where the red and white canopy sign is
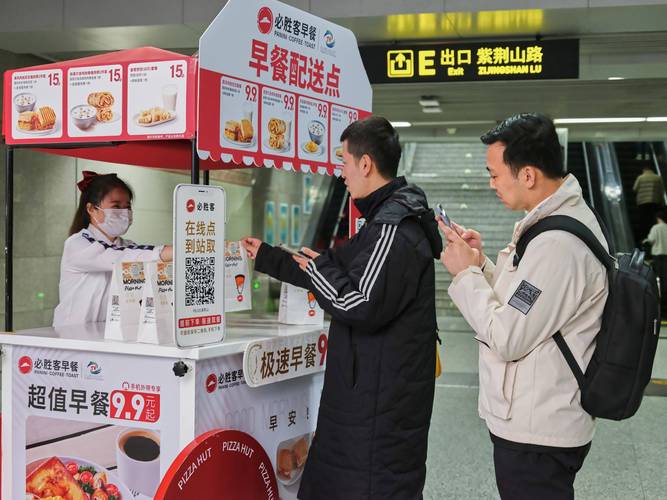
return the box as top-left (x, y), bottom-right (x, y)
top-left (2, 47), bottom-right (196, 145)
top-left (197, 0), bottom-right (372, 176)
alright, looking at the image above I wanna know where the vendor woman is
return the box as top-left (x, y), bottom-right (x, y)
top-left (53, 171), bottom-right (173, 327)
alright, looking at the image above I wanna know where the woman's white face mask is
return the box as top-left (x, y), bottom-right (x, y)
top-left (94, 207), bottom-right (132, 237)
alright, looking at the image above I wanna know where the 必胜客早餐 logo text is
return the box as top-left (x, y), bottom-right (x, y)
top-left (205, 369), bottom-right (246, 393)
top-left (20, 356), bottom-right (81, 378)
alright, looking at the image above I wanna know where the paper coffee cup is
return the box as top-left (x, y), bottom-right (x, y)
top-left (116, 429), bottom-right (161, 496)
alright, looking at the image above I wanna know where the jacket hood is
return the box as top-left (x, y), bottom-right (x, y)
top-left (375, 183), bottom-right (443, 259)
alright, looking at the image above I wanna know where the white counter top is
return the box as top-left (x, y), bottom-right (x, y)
top-left (0, 319), bottom-right (327, 360)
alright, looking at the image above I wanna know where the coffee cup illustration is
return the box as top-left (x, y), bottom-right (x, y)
top-left (235, 274), bottom-right (246, 302)
top-left (116, 429), bottom-right (161, 496)
top-left (307, 291), bottom-right (317, 316)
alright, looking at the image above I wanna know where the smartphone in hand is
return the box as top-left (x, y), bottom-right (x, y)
top-left (436, 203), bottom-right (453, 228)
top-left (279, 244), bottom-right (308, 258)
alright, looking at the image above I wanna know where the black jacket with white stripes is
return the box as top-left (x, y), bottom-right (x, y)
top-left (255, 177), bottom-right (443, 500)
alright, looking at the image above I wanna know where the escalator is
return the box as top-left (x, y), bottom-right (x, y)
top-left (585, 142), bottom-right (635, 254)
top-left (566, 142), bottom-right (592, 206)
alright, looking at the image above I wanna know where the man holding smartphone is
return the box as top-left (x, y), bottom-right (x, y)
top-left (242, 116), bottom-right (442, 500)
top-left (438, 114), bottom-right (608, 499)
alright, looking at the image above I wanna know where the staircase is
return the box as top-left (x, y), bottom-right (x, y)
top-left (405, 142), bottom-right (523, 322)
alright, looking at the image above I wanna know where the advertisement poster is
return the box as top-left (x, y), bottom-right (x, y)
top-left (11, 346), bottom-right (180, 499)
top-left (11, 69), bottom-right (63, 139)
top-left (127, 60), bottom-right (188, 137)
top-left (279, 203), bottom-right (289, 245)
top-left (291, 204), bottom-right (301, 246)
top-left (195, 353), bottom-right (323, 500)
top-left (173, 184), bottom-right (226, 347)
top-left (197, 0), bottom-right (372, 174)
top-left (265, 201), bottom-right (276, 245)
top-left (67, 65), bottom-right (123, 138)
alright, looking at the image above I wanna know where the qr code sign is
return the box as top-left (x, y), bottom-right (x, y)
top-left (185, 257), bottom-right (216, 306)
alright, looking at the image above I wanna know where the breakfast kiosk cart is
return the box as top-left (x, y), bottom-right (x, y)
top-left (1, 0), bottom-right (372, 498)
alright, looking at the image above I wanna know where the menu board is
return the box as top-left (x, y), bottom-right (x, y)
top-left (67, 65), bottom-right (123, 138)
top-left (127, 60), bottom-right (188, 137)
top-left (3, 48), bottom-right (196, 144)
top-left (197, 0), bottom-right (372, 175)
top-left (10, 69), bottom-right (63, 140)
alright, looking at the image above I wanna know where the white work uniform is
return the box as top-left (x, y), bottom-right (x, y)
top-left (448, 175), bottom-right (609, 447)
top-left (53, 224), bottom-right (162, 327)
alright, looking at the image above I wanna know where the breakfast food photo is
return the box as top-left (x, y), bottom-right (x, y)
top-left (135, 106), bottom-right (175, 127)
top-left (223, 116), bottom-right (255, 147)
top-left (264, 116), bottom-right (291, 152)
top-left (300, 119), bottom-right (326, 156)
top-left (275, 432), bottom-right (312, 486)
top-left (16, 105), bottom-right (58, 135)
top-left (14, 92), bottom-right (36, 113)
top-left (69, 91), bottom-right (120, 132)
top-left (26, 455), bottom-right (131, 500)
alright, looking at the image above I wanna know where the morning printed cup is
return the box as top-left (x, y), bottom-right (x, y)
top-left (116, 428), bottom-right (161, 496)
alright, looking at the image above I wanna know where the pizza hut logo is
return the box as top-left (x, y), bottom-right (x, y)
top-left (206, 373), bottom-right (218, 393)
top-left (18, 356), bottom-right (33, 374)
top-left (257, 7), bottom-right (273, 34)
top-left (186, 199), bottom-right (195, 213)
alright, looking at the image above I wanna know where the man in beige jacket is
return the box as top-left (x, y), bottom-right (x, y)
top-left (439, 114), bottom-right (609, 500)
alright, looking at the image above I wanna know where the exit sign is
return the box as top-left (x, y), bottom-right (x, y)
top-left (360, 39), bottom-right (579, 83)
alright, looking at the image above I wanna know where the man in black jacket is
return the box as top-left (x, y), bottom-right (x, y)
top-left (242, 116), bottom-right (442, 500)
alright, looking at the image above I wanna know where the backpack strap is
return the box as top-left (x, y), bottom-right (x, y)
top-left (513, 215), bottom-right (615, 269)
top-left (553, 331), bottom-right (585, 392)
top-left (513, 214), bottom-right (614, 393)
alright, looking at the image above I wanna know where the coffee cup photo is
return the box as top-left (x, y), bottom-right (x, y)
top-left (116, 428), bottom-right (161, 497)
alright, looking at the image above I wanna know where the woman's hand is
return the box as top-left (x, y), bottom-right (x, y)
top-left (160, 245), bottom-right (173, 262)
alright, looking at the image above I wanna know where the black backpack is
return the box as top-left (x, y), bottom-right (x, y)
top-left (515, 215), bottom-right (661, 420)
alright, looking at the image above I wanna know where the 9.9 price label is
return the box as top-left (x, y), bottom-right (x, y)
top-left (110, 390), bottom-right (160, 423)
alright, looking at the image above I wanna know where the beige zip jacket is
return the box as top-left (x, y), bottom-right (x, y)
top-left (449, 175), bottom-right (609, 447)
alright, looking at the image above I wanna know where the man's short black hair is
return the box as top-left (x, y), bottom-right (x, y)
top-left (657, 209), bottom-right (667, 223)
top-left (480, 113), bottom-right (564, 179)
top-left (340, 116), bottom-right (401, 179)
